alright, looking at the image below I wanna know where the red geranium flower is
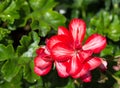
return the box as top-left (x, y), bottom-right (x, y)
top-left (34, 46), bottom-right (53, 76)
top-left (34, 18), bottom-right (107, 82)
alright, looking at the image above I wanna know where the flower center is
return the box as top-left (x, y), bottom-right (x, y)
top-left (74, 49), bottom-right (81, 56)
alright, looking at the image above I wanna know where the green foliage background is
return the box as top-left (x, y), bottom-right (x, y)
top-left (0, 0), bottom-right (120, 88)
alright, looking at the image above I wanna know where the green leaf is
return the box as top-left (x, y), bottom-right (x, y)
top-left (114, 71), bottom-right (120, 78)
top-left (30, 10), bottom-right (66, 36)
top-left (89, 10), bottom-right (112, 35)
top-left (17, 32), bottom-right (40, 83)
top-left (0, 71), bottom-right (22, 88)
top-left (0, 0), bottom-right (20, 24)
top-left (115, 50), bottom-right (120, 57)
top-left (29, 77), bottom-right (43, 88)
top-left (0, 28), bottom-right (10, 41)
top-left (23, 60), bottom-right (40, 83)
top-left (15, 31), bottom-right (40, 83)
top-left (18, 57), bottom-right (31, 66)
top-left (107, 15), bottom-right (120, 41)
top-left (0, 0), bottom-right (11, 13)
top-left (89, 13), bottom-right (104, 35)
top-left (42, 10), bottom-right (66, 30)
top-left (29, 0), bottom-right (57, 11)
top-left (100, 45), bottom-right (114, 57)
top-left (102, 11), bottom-right (112, 28)
top-left (32, 19), bottom-right (51, 37)
top-left (86, 27), bottom-right (96, 36)
top-left (17, 31), bottom-right (40, 57)
top-left (21, 32), bottom-right (40, 58)
top-left (1, 59), bottom-right (21, 82)
top-left (0, 44), bottom-right (15, 61)
top-left (16, 34), bottom-right (32, 56)
top-left (15, 0), bottom-right (31, 27)
top-left (27, 0), bottom-right (66, 37)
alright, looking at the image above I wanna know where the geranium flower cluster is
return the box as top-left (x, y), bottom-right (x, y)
top-left (34, 18), bottom-right (107, 82)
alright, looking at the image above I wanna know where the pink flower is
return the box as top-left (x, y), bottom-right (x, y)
top-left (34, 46), bottom-right (53, 76)
top-left (47, 18), bottom-right (107, 82)
top-left (34, 18), bottom-right (107, 82)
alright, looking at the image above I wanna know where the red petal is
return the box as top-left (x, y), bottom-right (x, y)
top-left (47, 35), bottom-right (72, 50)
top-left (72, 63), bottom-right (90, 78)
top-left (80, 72), bottom-right (92, 82)
top-left (79, 50), bottom-right (93, 60)
top-left (99, 60), bottom-right (107, 72)
top-left (34, 65), bottom-right (52, 76)
top-left (87, 57), bottom-right (102, 70)
top-left (67, 55), bottom-right (82, 76)
top-left (35, 46), bottom-right (52, 61)
top-left (82, 34), bottom-right (106, 53)
top-left (58, 26), bottom-right (69, 36)
top-left (36, 46), bottom-right (45, 55)
top-left (69, 18), bottom-right (86, 48)
top-left (55, 61), bottom-right (69, 78)
top-left (47, 36), bottom-right (61, 50)
top-left (34, 56), bottom-right (52, 69)
top-left (51, 43), bottom-right (74, 61)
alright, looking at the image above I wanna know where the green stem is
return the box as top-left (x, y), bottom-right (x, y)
top-left (81, 7), bottom-right (86, 19)
top-left (74, 79), bottom-right (83, 88)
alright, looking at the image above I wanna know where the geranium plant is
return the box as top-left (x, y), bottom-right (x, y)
top-left (0, 0), bottom-right (120, 88)
top-left (34, 18), bottom-right (107, 82)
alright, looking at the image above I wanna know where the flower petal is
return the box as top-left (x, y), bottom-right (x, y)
top-left (51, 43), bottom-right (74, 61)
top-left (55, 61), bottom-right (69, 78)
top-left (34, 56), bottom-right (52, 69)
top-left (79, 50), bottom-right (93, 60)
top-left (58, 26), bottom-right (70, 36)
top-left (47, 35), bottom-right (72, 50)
top-left (34, 65), bottom-right (52, 76)
top-left (35, 46), bottom-right (52, 61)
top-left (82, 34), bottom-right (106, 53)
top-left (72, 63), bottom-right (90, 78)
top-left (69, 18), bottom-right (86, 48)
top-left (36, 46), bottom-right (45, 55)
top-left (87, 57), bottom-right (102, 70)
top-left (67, 55), bottom-right (82, 76)
top-left (80, 72), bottom-right (92, 82)
top-left (99, 59), bottom-right (107, 72)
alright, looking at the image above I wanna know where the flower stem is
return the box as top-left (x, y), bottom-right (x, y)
top-left (81, 7), bottom-right (86, 19)
top-left (74, 79), bottom-right (83, 88)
